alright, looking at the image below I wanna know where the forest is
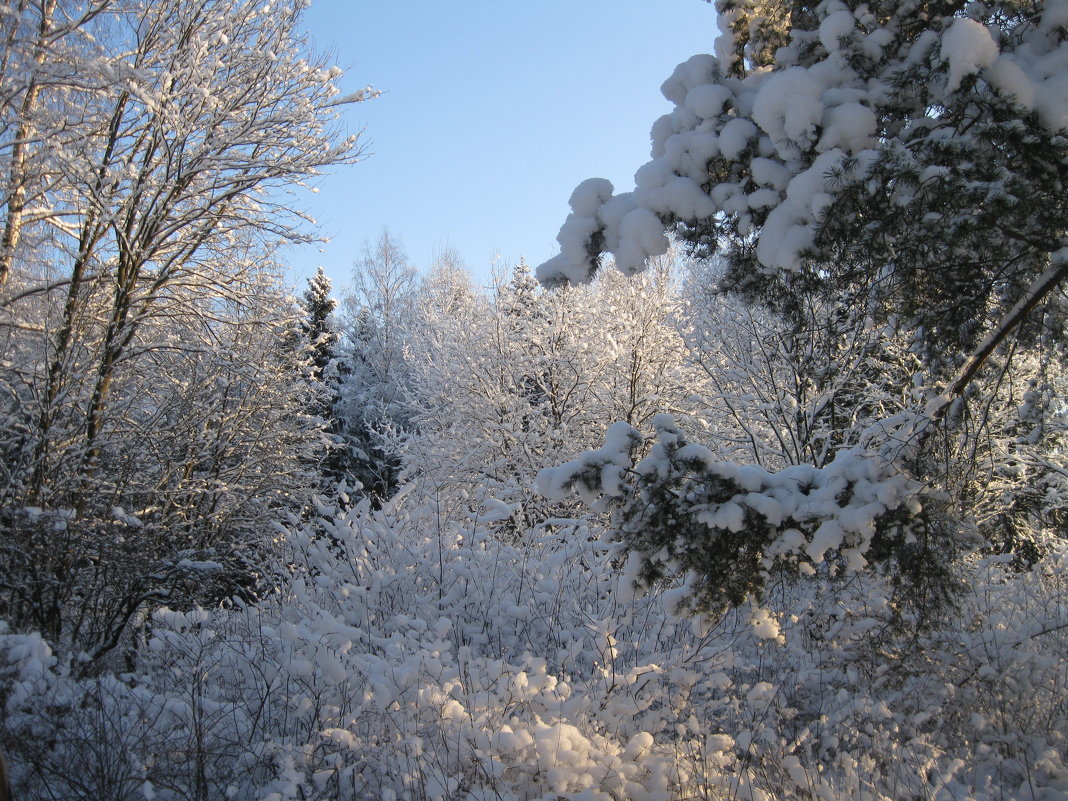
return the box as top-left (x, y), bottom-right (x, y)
top-left (0, 0), bottom-right (1066, 799)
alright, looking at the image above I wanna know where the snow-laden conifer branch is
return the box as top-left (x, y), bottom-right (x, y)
top-left (534, 0), bottom-right (1068, 614)
top-left (539, 414), bottom-right (924, 614)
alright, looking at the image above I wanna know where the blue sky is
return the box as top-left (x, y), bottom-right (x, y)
top-left (286, 1), bottom-right (717, 292)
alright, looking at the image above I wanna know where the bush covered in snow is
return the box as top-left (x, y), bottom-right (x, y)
top-left (2, 496), bottom-right (1066, 800)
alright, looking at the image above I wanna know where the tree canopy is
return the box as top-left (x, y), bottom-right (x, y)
top-left (536, 0), bottom-right (1068, 615)
top-left (538, 0), bottom-right (1067, 382)
top-left (0, 0), bottom-right (368, 661)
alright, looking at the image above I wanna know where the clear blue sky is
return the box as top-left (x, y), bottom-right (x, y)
top-left (286, 1), bottom-right (718, 292)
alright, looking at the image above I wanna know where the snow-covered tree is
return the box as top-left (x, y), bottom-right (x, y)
top-left (594, 259), bottom-right (699, 430)
top-left (539, 0), bottom-right (1067, 343)
top-left (681, 259), bottom-right (923, 470)
top-left (400, 261), bottom-right (557, 530)
top-left (539, 0), bottom-right (1067, 391)
top-left (5, 481), bottom-right (1065, 801)
top-left (335, 230), bottom-right (420, 501)
top-left (418, 247), bottom-right (477, 319)
top-left (302, 267), bottom-right (340, 380)
top-left (0, 0), bottom-right (114, 287)
top-left (298, 266), bottom-right (352, 487)
top-left (0, 0), bottom-right (368, 661)
top-left (537, 0), bottom-right (1068, 614)
top-left (399, 257), bottom-right (706, 536)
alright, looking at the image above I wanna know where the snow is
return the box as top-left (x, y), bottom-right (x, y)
top-left (558, 214), bottom-right (602, 269)
top-left (3, 0), bottom-right (1067, 798)
top-left (750, 157), bottom-right (790, 190)
top-left (749, 608), bottom-right (782, 641)
top-left (816, 102), bottom-right (877, 153)
top-left (941, 18), bottom-right (1000, 93)
top-left (757, 150), bottom-right (846, 270)
top-left (477, 497), bottom-right (518, 523)
top-left (819, 9), bottom-right (856, 53)
top-left (569, 178), bottom-right (615, 218)
top-left (716, 117), bottom-right (758, 161)
top-left (752, 67), bottom-right (826, 152)
top-left (536, 420), bottom-right (641, 503)
top-left (1035, 70), bottom-right (1068, 132)
top-left (3, 523), bottom-right (1065, 799)
top-left (986, 55), bottom-right (1038, 109)
top-left (746, 680), bottom-right (777, 704)
top-left (659, 54), bottom-right (718, 106)
top-left (537, 0), bottom-right (1068, 298)
top-left (596, 193), bottom-right (638, 252)
top-left (615, 208), bottom-right (671, 274)
top-left (684, 83), bottom-right (732, 120)
top-left (641, 175), bottom-right (717, 221)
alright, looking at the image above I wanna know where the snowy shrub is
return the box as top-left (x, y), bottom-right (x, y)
top-left (3, 497), bottom-right (1066, 800)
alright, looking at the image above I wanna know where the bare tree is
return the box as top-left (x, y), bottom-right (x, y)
top-left (399, 256), bottom-right (704, 535)
top-left (0, 0), bottom-right (370, 661)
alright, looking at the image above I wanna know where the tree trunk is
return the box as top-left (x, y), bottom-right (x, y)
top-left (0, 0), bottom-right (58, 286)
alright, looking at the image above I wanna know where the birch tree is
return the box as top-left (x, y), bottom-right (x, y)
top-left (399, 258), bottom-right (705, 536)
top-left (0, 0), bottom-right (369, 660)
top-left (334, 230), bottom-right (419, 500)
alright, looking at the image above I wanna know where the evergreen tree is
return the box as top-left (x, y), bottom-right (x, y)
top-left (538, 0), bottom-right (1068, 384)
top-left (301, 267), bottom-right (339, 380)
top-left (299, 266), bottom-right (353, 488)
top-left (536, 0), bottom-right (1068, 615)
top-left (335, 231), bottom-right (418, 502)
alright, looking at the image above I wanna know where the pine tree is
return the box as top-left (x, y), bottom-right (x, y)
top-left (536, 0), bottom-right (1068, 615)
top-left (538, 0), bottom-right (1067, 381)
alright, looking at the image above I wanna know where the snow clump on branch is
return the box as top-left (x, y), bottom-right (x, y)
top-left (536, 0), bottom-right (1068, 284)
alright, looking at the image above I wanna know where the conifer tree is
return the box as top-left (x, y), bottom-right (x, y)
top-left (537, 0), bottom-right (1068, 615)
top-left (335, 231), bottom-right (418, 502)
top-left (302, 267), bottom-right (339, 380)
top-left (539, 0), bottom-right (1067, 382)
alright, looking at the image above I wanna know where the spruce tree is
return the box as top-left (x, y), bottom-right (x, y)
top-left (300, 266), bottom-right (356, 490)
top-left (302, 267), bottom-right (340, 380)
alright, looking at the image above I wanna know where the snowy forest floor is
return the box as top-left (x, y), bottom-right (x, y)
top-left (3, 493), bottom-right (1066, 801)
